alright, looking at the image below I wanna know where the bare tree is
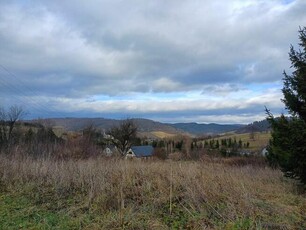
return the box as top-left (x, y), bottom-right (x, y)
top-left (7, 105), bottom-right (25, 140)
top-left (0, 105), bottom-right (25, 144)
top-left (0, 107), bottom-right (7, 144)
top-left (107, 119), bottom-right (138, 155)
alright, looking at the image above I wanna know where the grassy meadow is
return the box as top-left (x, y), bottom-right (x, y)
top-left (225, 132), bottom-right (271, 151)
top-left (0, 154), bottom-right (305, 229)
top-left (205, 132), bottom-right (271, 152)
top-left (151, 131), bottom-right (177, 139)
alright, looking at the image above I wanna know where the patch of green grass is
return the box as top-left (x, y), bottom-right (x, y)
top-left (0, 190), bottom-right (90, 229)
top-left (0, 187), bottom-right (167, 229)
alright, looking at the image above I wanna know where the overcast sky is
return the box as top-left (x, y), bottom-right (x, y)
top-left (0, 0), bottom-right (305, 123)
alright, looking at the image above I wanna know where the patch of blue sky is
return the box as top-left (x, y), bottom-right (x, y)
top-left (246, 82), bottom-right (282, 92)
top-left (281, 0), bottom-right (295, 5)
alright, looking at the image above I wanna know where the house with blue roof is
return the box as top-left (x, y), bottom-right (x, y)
top-left (126, 145), bottom-right (154, 159)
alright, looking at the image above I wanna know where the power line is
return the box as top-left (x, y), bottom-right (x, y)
top-left (0, 74), bottom-right (48, 113)
top-left (0, 64), bottom-right (64, 118)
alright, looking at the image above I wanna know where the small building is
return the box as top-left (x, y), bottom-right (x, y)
top-left (103, 145), bottom-right (119, 157)
top-left (239, 150), bottom-right (251, 156)
top-left (261, 147), bottom-right (268, 157)
top-left (126, 145), bottom-right (154, 159)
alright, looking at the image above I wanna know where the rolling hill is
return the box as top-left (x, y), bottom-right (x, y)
top-left (28, 118), bottom-right (271, 137)
top-left (31, 118), bottom-right (184, 137)
top-left (169, 122), bottom-right (244, 135)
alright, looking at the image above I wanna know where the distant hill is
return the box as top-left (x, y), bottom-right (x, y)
top-left (30, 118), bottom-right (184, 138)
top-left (28, 117), bottom-right (272, 138)
top-left (35, 118), bottom-right (118, 131)
top-left (236, 119), bottom-right (271, 134)
top-left (133, 119), bottom-right (179, 133)
top-left (169, 122), bottom-right (244, 135)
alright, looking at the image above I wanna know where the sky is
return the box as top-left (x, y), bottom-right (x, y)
top-left (0, 0), bottom-right (305, 124)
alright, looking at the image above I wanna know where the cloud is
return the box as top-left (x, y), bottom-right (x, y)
top-left (14, 88), bottom-right (281, 123)
top-left (0, 0), bottom-right (304, 123)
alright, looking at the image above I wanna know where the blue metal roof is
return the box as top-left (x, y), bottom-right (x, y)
top-left (131, 145), bottom-right (154, 157)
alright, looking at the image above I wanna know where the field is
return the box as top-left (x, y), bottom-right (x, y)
top-left (150, 131), bottom-right (178, 139)
top-left (1, 154), bottom-right (305, 229)
top-left (206, 132), bottom-right (271, 152)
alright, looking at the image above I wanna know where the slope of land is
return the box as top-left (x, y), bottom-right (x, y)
top-left (206, 131), bottom-right (271, 152)
top-left (169, 122), bottom-right (244, 135)
top-left (32, 118), bottom-right (185, 137)
top-left (150, 131), bottom-right (177, 139)
top-left (236, 119), bottom-right (271, 134)
top-left (46, 118), bottom-right (180, 132)
top-left (30, 118), bottom-right (246, 136)
top-left (28, 117), bottom-right (274, 137)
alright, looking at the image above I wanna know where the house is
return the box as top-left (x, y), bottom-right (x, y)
top-left (126, 145), bottom-right (154, 159)
top-left (103, 145), bottom-right (119, 157)
top-left (261, 147), bottom-right (268, 157)
top-left (239, 150), bottom-right (251, 156)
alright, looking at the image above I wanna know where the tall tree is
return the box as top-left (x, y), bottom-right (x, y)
top-left (282, 27), bottom-right (306, 122)
top-left (0, 105), bottom-right (25, 146)
top-left (267, 27), bottom-right (306, 185)
top-left (0, 107), bottom-right (7, 145)
top-left (107, 119), bottom-right (138, 155)
top-left (7, 105), bottom-right (25, 140)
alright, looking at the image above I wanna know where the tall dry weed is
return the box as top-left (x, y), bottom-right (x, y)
top-left (0, 154), bottom-right (305, 229)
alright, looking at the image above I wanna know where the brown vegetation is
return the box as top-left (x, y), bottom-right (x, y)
top-left (1, 152), bottom-right (305, 229)
top-left (0, 119), bottom-right (305, 229)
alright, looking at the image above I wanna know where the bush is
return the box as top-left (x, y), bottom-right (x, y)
top-left (153, 147), bottom-right (168, 160)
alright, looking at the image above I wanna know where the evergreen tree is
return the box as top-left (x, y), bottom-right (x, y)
top-left (238, 139), bottom-right (243, 148)
top-left (267, 27), bottom-right (306, 185)
top-left (215, 140), bottom-right (219, 149)
top-left (204, 140), bottom-right (208, 148)
top-left (282, 27), bottom-right (306, 121)
top-left (228, 138), bottom-right (232, 148)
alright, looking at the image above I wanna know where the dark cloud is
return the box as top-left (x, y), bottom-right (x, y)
top-left (0, 0), bottom-right (304, 122)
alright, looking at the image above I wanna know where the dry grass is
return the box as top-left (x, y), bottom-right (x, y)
top-left (151, 131), bottom-right (177, 139)
top-left (0, 154), bottom-right (305, 229)
top-left (233, 132), bottom-right (271, 151)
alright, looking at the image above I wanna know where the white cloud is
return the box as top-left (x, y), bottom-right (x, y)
top-left (160, 114), bottom-right (269, 125)
top-left (31, 88), bottom-right (281, 116)
top-left (0, 0), bottom-right (304, 123)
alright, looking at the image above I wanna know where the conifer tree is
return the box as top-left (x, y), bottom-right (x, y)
top-left (267, 27), bottom-right (306, 185)
top-left (282, 27), bottom-right (306, 121)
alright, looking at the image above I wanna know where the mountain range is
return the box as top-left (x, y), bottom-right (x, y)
top-left (30, 117), bottom-right (270, 138)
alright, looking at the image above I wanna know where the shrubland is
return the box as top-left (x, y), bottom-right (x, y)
top-left (0, 150), bottom-right (305, 229)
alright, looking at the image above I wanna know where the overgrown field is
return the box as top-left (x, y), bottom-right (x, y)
top-left (0, 154), bottom-right (305, 229)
